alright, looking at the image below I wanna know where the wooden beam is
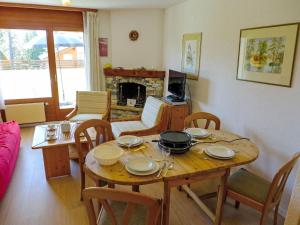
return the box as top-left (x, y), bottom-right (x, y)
top-left (0, 2), bottom-right (97, 12)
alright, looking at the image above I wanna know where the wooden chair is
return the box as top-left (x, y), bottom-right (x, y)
top-left (83, 187), bottom-right (162, 225)
top-left (66, 90), bottom-right (111, 122)
top-left (74, 119), bottom-right (115, 200)
top-left (184, 112), bottom-right (221, 130)
top-left (226, 152), bottom-right (300, 225)
top-left (111, 96), bottom-right (170, 138)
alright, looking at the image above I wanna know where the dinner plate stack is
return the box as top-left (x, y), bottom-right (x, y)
top-left (125, 157), bottom-right (159, 176)
top-left (204, 145), bottom-right (235, 159)
top-left (116, 135), bottom-right (143, 147)
top-left (185, 128), bottom-right (210, 139)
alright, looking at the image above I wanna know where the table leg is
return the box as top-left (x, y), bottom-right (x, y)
top-left (42, 146), bottom-right (70, 179)
top-left (215, 169), bottom-right (230, 225)
top-left (163, 181), bottom-right (171, 225)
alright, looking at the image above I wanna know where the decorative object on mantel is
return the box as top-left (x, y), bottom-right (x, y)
top-left (237, 23), bottom-right (299, 87)
top-left (181, 33), bottom-right (202, 80)
top-left (103, 63), bottom-right (112, 69)
top-left (129, 30), bottom-right (139, 41)
top-left (104, 68), bottom-right (165, 78)
top-left (99, 38), bottom-right (108, 57)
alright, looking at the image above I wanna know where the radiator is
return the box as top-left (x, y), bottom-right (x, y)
top-left (5, 103), bottom-right (46, 124)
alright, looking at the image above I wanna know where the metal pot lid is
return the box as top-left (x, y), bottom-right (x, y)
top-left (160, 131), bottom-right (191, 144)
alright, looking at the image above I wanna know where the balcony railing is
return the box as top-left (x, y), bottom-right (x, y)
top-left (0, 60), bottom-right (84, 70)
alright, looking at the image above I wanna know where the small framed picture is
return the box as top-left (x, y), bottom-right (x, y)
top-left (99, 38), bottom-right (108, 57)
top-left (237, 23), bottom-right (299, 87)
top-left (181, 33), bottom-right (202, 80)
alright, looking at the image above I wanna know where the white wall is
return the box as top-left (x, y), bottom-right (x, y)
top-left (110, 9), bottom-right (164, 69)
top-left (164, 0), bottom-right (300, 216)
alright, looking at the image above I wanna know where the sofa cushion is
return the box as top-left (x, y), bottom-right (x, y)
top-left (141, 97), bottom-right (164, 128)
top-left (69, 113), bottom-right (103, 122)
top-left (77, 91), bottom-right (108, 114)
top-left (0, 121), bottom-right (21, 199)
top-left (227, 168), bottom-right (271, 204)
top-left (111, 121), bottom-right (148, 138)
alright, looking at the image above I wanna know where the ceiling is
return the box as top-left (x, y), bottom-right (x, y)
top-left (0, 0), bottom-right (186, 9)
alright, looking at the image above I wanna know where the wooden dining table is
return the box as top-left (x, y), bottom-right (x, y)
top-left (85, 130), bottom-right (259, 225)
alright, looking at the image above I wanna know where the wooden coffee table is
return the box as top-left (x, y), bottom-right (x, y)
top-left (32, 122), bottom-right (83, 179)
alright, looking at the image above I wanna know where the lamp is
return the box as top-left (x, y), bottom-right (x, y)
top-left (62, 0), bottom-right (71, 6)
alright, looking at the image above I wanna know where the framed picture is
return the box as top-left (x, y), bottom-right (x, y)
top-left (237, 23), bottom-right (299, 87)
top-left (181, 33), bottom-right (202, 80)
top-left (99, 38), bottom-right (108, 57)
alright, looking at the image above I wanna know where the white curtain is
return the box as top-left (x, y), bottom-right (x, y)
top-left (83, 11), bottom-right (106, 91)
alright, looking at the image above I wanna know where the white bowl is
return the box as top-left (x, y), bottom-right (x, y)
top-left (92, 145), bottom-right (124, 166)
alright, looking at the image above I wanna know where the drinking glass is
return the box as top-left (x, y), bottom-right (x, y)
top-left (163, 148), bottom-right (171, 161)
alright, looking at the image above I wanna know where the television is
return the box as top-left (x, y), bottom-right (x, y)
top-left (168, 70), bottom-right (186, 102)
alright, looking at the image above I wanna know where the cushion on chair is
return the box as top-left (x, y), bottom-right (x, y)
top-left (227, 168), bottom-right (271, 204)
top-left (77, 91), bottom-right (108, 114)
top-left (69, 113), bottom-right (103, 122)
top-left (99, 201), bottom-right (147, 225)
top-left (141, 96), bottom-right (164, 128)
top-left (111, 121), bottom-right (148, 137)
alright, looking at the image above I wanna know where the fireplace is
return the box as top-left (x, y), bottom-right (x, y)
top-left (117, 82), bottom-right (146, 108)
top-left (104, 68), bottom-right (165, 118)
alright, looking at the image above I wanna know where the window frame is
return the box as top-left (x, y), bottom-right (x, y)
top-left (0, 6), bottom-right (84, 120)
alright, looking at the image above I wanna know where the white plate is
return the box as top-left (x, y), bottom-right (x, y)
top-left (125, 162), bottom-right (159, 176)
top-left (204, 150), bottom-right (234, 159)
top-left (185, 128), bottom-right (210, 138)
top-left (204, 145), bottom-right (235, 159)
top-left (126, 157), bottom-right (155, 172)
top-left (117, 135), bottom-right (143, 147)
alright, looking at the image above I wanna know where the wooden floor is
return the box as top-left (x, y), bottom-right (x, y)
top-left (0, 127), bottom-right (284, 225)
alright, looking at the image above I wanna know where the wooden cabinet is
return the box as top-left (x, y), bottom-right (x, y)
top-left (167, 104), bottom-right (189, 131)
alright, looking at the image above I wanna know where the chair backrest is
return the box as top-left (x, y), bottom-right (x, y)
top-left (265, 152), bottom-right (300, 209)
top-left (141, 96), bottom-right (165, 128)
top-left (74, 119), bottom-right (114, 164)
top-left (184, 112), bottom-right (221, 130)
top-left (83, 187), bottom-right (161, 225)
top-left (77, 91), bottom-right (111, 115)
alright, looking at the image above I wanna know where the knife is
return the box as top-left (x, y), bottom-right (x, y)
top-left (156, 162), bottom-right (166, 178)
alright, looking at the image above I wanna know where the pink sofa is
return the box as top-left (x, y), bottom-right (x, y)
top-left (0, 121), bottom-right (21, 199)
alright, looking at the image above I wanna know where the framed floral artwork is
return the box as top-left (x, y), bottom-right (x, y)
top-left (181, 33), bottom-right (202, 80)
top-left (237, 23), bottom-right (299, 87)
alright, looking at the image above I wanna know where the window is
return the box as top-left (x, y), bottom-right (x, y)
top-left (0, 29), bottom-right (52, 99)
top-left (0, 6), bottom-right (85, 120)
top-left (54, 31), bottom-right (86, 107)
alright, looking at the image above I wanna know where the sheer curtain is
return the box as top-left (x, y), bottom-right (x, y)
top-left (83, 11), bottom-right (106, 91)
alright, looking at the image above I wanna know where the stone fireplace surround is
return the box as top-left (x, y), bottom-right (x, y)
top-left (104, 68), bottom-right (165, 118)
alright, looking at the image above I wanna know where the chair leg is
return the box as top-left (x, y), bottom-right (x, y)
top-left (235, 201), bottom-right (240, 209)
top-left (273, 204), bottom-right (279, 225)
top-left (80, 170), bottom-right (85, 201)
top-left (260, 211), bottom-right (269, 225)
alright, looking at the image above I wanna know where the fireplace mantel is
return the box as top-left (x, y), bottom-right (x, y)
top-left (104, 68), bottom-right (165, 78)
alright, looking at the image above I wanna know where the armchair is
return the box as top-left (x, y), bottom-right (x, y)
top-left (111, 96), bottom-right (170, 137)
top-left (66, 90), bottom-right (111, 122)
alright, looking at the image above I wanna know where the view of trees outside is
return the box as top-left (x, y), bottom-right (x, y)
top-left (0, 29), bottom-right (86, 107)
top-left (0, 29), bottom-right (52, 100)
